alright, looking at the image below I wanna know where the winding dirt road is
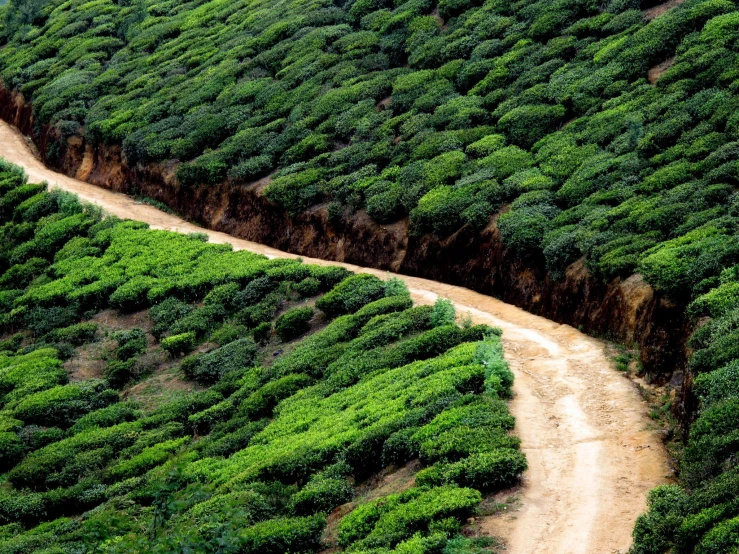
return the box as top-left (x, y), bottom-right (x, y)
top-left (0, 120), bottom-right (667, 553)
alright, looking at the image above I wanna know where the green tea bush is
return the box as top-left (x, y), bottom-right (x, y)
top-left (13, 380), bottom-right (118, 429)
top-left (114, 329), bottom-right (147, 362)
top-left (182, 338), bottom-right (258, 384)
top-left (107, 437), bottom-right (190, 481)
top-left (252, 321), bottom-right (273, 345)
top-left (293, 277), bottom-right (321, 298)
top-left (209, 323), bottom-right (248, 346)
top-left (290, 469), bottom-right (353, 515)
top-left (69, 403), bottom-right (141, 434)
top-left (201, 420), bottom-right (268, 458)
top-left (0, 432), bottom-right (24, 471)
top-left (239, 373), bottom-right (314, 419)
top-left (237, 515), bottom-right (326, 554)
top-left (316, 274), bottom-right (387, 318)
top-left (498, 104), bottom-right (566, 148)
top-left (161, 332), bottom-right (197, 357)
top-left (337, 486), bottom-right (481, 550)
top-left (416, 450), bottom-right (527, 491)
top-left (42, 322), bottom-right (97, 347)
top-left (150, 298), bottom-right (194, 339)
top-left (0, 164), bottom-right (524, 551)
top-left (275, 306), bottom-right (315, 341)
top-left (188, 400), bottom-right (235, 434)
top-left (418, 426), bottom-right (520, 464)
top-left (431, 298), bottom-right (456, 327)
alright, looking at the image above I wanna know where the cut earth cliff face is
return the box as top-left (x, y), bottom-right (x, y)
top-left (0, 84), bottom-right (692, 393)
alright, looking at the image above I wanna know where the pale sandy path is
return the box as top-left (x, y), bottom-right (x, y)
top-left (0, 120), bottom-right (668, 553)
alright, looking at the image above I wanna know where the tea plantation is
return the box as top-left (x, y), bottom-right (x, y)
top-left (3, 0), bottom-right (739, 551)
top-left (0, 160), bottom-right (524, 552)
top-left (2, 0), bottom-right (739, 294)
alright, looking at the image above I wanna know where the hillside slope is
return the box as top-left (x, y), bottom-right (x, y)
top-left (2, 0), bottom-right (739, 550)
top-left (0, 130), bottom-right (669, 553)
top-left (0, 157), bottom-right (528, 553)
top-left (1, 0), bottom-right (738, 313)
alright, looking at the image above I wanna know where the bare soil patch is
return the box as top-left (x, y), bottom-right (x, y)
top-left (65, 340), bottom-right (109, 381)
top-left (123, 364), bottom-right (199, 411)
top-left (648, 56), bottom-right (676, 84)
top-left (643, 0), bottom-right (686, 20)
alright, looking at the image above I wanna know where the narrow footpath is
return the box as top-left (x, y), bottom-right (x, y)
top-left (0, 120), bottom-right (668, 553)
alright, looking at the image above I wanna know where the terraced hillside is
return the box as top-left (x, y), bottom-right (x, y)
top-left (0, 161), bottom-right (525, 552)
top-left (1, 0), bottom-right (738, 301)
top-left (1, 0), bottom-right (739, 551)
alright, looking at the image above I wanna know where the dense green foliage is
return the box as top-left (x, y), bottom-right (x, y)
top-left (3, 0), bottom-right (739, 549)
top-left (0, 166), bottom-right (523, 552)
top-left (2, 0), bottom-right (739, 300)
top-left (631, 269), bottom-right (739, 551)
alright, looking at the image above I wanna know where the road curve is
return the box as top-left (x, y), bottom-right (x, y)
top-left (0, 120), bottom-right (668, 553)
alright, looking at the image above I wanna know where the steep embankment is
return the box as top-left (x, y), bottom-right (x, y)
top-left (0, 89), bottom-right (690, 385)
top-left (0, 118), bottom-right (668, 553)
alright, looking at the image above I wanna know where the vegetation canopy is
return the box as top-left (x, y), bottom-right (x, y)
top-left (2, 0), bottom-right (739, 549)
top-left (0, 162), bottom-right (524, 553)
top-left (2, 0), bottom-right (739, 299)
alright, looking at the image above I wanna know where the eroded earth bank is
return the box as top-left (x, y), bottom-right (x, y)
top-left (0, 88), bottom-right (691, 389)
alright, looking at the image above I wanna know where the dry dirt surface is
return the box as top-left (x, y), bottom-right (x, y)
top-left (648, 56), bottom-right (676, 84)
top-left (643, 0), bottom-right (686, 20)
top-left (0, 120), bottom-right (668, 553)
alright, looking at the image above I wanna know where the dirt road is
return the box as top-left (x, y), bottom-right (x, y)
top-left (0, 120), bottom-right (667, 553)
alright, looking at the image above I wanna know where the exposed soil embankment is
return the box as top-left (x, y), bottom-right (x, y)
top-left (0, 85), bottom-right (691, 385)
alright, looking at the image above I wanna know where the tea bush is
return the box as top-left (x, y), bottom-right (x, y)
top-left (182, 338), bottom-right (258, 384)
top-left (632, 262), bottom-right (739, 551)
top-left (7, 0), bottom-right (728, 319)
top-left (316, 274), bottom-right (388, 318)
top-left (275, 306), bottom-right (315, 341)
top-left (161, 332), bottom-right (197, 357)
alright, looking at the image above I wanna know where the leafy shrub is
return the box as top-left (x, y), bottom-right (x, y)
top-left (316, 274), bottom-right (387, 318)
top-left (237, 515), bottom-right (326, 554)
top-left (337, 486), bottom-right (481, 550)
top-left (278, 309), bottom-right (316, 341)
top-left (43, 322), bottom-right (98, 347)
top-left (150, 298), bottom-right (194, 339)
top-left (290, 469), bottom-right (353, 515)
top-left (239, 373), bottom-right (314, 419)
top-left (416, 450), bottom-right (527, 491)
top-left (431, 298), bottom-right (456, 327)
top-left (0, 94), bottom-right (529, 554)
top-left (252, 322), bottom-right (273, 345)
top-left (293, 277), bottom-right (321, 298)
top-left (498, 104), bottom-right (566, 148)
top-left (182, 338), bottom-right (257, 384)
top-left (209, 323), bottom-right (248, 346)
top-left (69, 403), bottom-right (141, 434)
top-left (13, 380), bottom-right (117, 429)
top-left (107, 437), bottom-right (189, 481)
top-left (114, 329), bottom-right (147, 361)
top-left (0, 432), bottom-right (24, 471)
top-left (161, 332), bottom-right (197, 356)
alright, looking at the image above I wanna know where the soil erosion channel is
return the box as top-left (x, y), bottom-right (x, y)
top-left (0, 120), bottom-right (667, 553)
